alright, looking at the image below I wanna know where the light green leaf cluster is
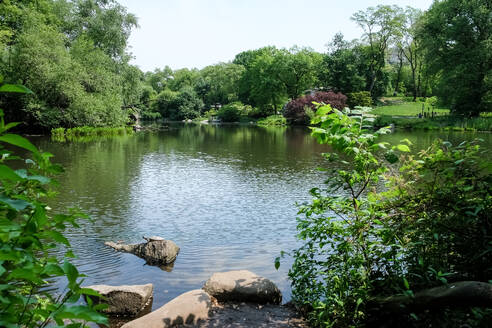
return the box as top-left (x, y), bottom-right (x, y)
top-left (0, 86), bottom-right (107, 327)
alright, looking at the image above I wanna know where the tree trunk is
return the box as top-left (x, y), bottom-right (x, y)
top-left (394, 49), bottom-right (404, 96)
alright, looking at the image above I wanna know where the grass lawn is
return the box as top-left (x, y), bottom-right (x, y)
top-left (372, 100), bottom-right (450, 116)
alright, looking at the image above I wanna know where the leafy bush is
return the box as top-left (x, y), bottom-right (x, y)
top-left (283, 91), bottom-right (347, 125)
top-left (257, 115), bottom-right (287, 126)
top-left (141, 111), bottom-right (162, 121)
top-left (284, 104), bottom-right (492, 327)
top-left (385, 140), bottom-right (492, 284)
top-left (0, 85), bottom-right (107, 326)
top-left (51, 126), bottom-right (133, 142)
top-left (154, 87), bottom-right (203, 121)
top-left (217, 103), bottom-right (241, 122)
top-left (347, 91), bottom-right (372, 108)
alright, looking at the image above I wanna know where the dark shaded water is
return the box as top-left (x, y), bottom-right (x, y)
top-left (31, 125), bottom-right (491, 310)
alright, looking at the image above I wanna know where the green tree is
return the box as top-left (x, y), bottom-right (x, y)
top-left (0, 0), bottom-right (138, 129)
top-left (198, 62), bottom-right (244, 107)
top-left (319, 33), bottom-right (367, 94)
top-left (397, 7), bottom-right (424, 101)
top-left (351, 5), bottom-right (406, 97)
top-left (145, 66), bottom-right (173, 93)
top-left (153, 87), bottom-right (203, 120)
top-left (274, 47), bottom-right (321, 100)
top-left (418, 0), bottom-right (492, 115)
top-left (66, 0), bottom-right (137, 60)
top-left (234, 47), bottom-right (287, 114)
top-left (168, 68), bottom-right (200, 92)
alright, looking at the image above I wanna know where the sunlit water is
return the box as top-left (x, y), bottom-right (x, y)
top-left (30, 124), bottom-right (491, 310)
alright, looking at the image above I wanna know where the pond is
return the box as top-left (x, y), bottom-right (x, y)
top-left (31, 124), bottom-right (491, 310)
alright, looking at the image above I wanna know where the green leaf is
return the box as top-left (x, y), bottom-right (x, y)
top-left (14, 169), bottom-right (50, 184)
top-left (0, 164), bottom-right (23, 181)
top-left (274, 257), bottom-right (280, 270)
top-left (0, 194), bottom-right (31, 211)
top-left (42, 263), bottom-right (64, 276)
top-left (400, 138), bottom-right (413, 145)
top-left (0, 134), bottom-right (38, 153)
top-left (0, 84), bottom-right (33, 94)
top-left (385, 151), bottom-right (399, 164)
top-left (8, 268), bottom-right (43, 284)
top-left (63, 261), bottom-right (79, 285)
top-left (44, 231), bottom-right (70, 246)
top-left (396, 144), bottom-right (411, 152)
top-left (403, 277), bottom-right (410, 290)
top-left (0, 122), bottom-right (20, 133)
top-left (79, 288), bottom-right (103, 298)
top-left (55, 305), bottom-right (108, 324)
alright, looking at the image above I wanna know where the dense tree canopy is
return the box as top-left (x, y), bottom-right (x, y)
top-left (418, 0), bottom-right (491, 115)
top-left (1, 0), bottom-right (489, 127)
top-left (0, 0), bottom-right (139, 129)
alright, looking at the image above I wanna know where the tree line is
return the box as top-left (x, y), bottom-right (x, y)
top-left (0, 0), bottom-right (490, 130)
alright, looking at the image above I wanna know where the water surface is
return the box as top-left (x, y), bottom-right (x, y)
top-left (32, 125), bottom-right (491, 309)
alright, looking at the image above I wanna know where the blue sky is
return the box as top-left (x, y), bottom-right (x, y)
top-left (118, 0), bottom-right (434, 72)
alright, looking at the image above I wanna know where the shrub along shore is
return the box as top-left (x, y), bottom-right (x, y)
top-left (51, 126), bottom-right (134, 142)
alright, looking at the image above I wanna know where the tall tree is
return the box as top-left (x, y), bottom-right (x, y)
top-left (273, 47), bottom-right (321, 100)
top-left (0, 0), bottom-right (139, 129)
top-left (198, 62), bottom-right (244, 107)
top-left (419, 0), bottom-right (491, 115)
top-left (319, 33), bottom-right (366, 94)
top-left (397, 7), bottom-right (423, 101)
top-left (351, 5), bottom-right (405, 97)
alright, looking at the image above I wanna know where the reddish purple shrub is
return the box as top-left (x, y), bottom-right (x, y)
top-left (283, 91), bottom-right (347, 125)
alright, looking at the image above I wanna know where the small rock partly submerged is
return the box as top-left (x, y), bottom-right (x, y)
top-left (84, 283), bottom-right (153, 317)
top-left (105, 236), bottom-right (180, 267)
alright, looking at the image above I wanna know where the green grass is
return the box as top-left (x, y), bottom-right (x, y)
top-left (375, 115), bottom-right (492, 132)
top-left (372, 100), bottom-right (449, 116)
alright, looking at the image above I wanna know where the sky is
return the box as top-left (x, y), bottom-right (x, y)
top-left (118, 0), bottom-right (435, 72)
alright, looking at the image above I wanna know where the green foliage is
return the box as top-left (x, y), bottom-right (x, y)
top-left (286, 103), bottom-right (492, 327)
top-left (51, 126), bottom-right (133, 142)
top-left (217, 103), bottom-right (241, 122)
top-left (0, 0), bottom-right (139, 129)
top-left (273, 47), bottom-right (322, 100)
top-left (351, 5), bottom-right (406, 97)
top-left (318, 33), bottom-right (367, 95)
top-left (287, 105), bottom-right (393, 326)
top-left (372, 99), bottom-right (449, 116)
top-left (384, 139), bottom-right (492, 286)
top-left (198, 62), bottom-right (244, 107)
top-left (347, 91), bottom-right (372, 108)
top-left (153, 86), bottom-right (203, 121)
top-left (418, 0), bottom-right (492, 115)
top-left (0, 86), bottom-right (107, 327)
top-left (375, 115), bottom-right (492, 132)
top-left (257, 115), bottom-right (287, 126)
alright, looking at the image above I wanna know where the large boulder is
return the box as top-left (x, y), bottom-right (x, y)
top-left (121, 289), bottom-right (212, 328)
top-left (105, 236), bottom-right (180, 266)
top-left (84, 284), bottom-right (153, 317)
top-left (203, 270), bottom-right (282, 304)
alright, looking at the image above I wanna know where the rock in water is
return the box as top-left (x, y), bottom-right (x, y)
top-left (104, 237), bottom-right (180, 266)
top-left (84, 284), bottom-right (153, 317)
top-left (203, 270), bottom-right (282, 304)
